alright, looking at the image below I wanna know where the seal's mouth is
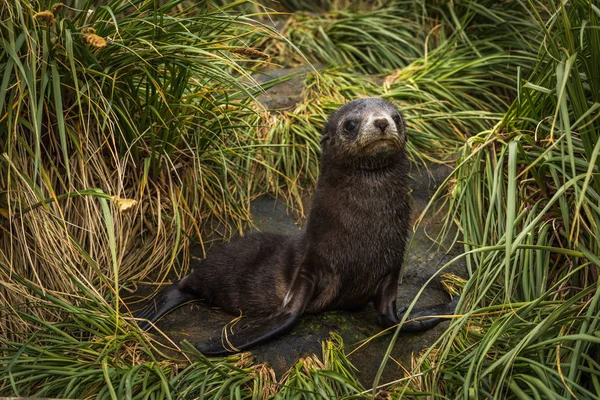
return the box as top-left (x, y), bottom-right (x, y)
top-left (362, 137), bottom-right (401, 150)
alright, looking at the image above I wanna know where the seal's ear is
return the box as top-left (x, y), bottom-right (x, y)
top-left (320, 121), bottom-right (332, 144)
top-left (400, 115), bottom-right (407, 141)
top-left (393, 111), bottom-right (407, 138)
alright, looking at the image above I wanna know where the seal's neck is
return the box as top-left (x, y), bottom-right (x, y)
top-left (320, 154), bottom-right (408, 187)
top-left (321, 152), bottom-right (407, 175)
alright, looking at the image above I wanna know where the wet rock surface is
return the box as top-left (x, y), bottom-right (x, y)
top-left (253, 64), bottom-right (322, 110)
top-left (133, 161), bottom-right (466, 384)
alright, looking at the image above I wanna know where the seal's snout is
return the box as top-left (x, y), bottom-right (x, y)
top-left (374, 119), bottom-right (389, 134)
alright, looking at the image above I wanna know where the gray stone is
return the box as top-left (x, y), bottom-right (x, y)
top-left (252, 64), bottom-right (323, 110)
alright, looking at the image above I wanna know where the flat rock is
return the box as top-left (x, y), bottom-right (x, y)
top-left (252, 64), bottom-right (323, 110)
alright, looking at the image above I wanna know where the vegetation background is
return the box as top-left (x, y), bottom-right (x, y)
top-left (1, 0), bottom-right (598, 398)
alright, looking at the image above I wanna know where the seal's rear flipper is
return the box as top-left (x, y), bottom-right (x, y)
top-left (399, 296), bottom-right (460, 332)
top-left (135, 283), bottom-right (198, 331)
top-left (196, 261), bottom-right (317, 355)
top-left (195, 311), bottom-right (301, 355)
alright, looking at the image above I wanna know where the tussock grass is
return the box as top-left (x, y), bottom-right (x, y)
top-left (0, 0), bottom-right (279, 337)
top-left (255, 0), bottom-right (540, 73)
top-left (248, 0), bottom-right (540, 198)
top-left (276, 334), bottom-right (364, 398)
top-left (0, 278), bottom-right (356, 399)
top-left (255, 42), bottom-right (526, 199)
top-left (263, 6), bottom-right (425, 74)
top-left (392, 1), bottom-right (600, 398)
top-left (2, 0), bottom-right (598, 398)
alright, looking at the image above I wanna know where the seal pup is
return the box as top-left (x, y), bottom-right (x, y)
top-left (135, 98), bottom-right (459, 354)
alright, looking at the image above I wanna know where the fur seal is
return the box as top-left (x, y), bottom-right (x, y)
top-left (135, 98), bottom-right (459, 354)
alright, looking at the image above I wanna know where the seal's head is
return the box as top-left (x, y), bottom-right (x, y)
top-left (321, 98), bottom-right (407, 170)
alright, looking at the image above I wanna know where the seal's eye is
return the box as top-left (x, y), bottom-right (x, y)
top-left (392, 115), bottom-right (402, 125)
top-left (344, 120), bottom-right (358, 132)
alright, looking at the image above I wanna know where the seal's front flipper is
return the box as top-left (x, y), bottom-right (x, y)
top-left (399, 296), bottom-right (460, 332)
top-left (196, 311), bottom-right (301, 355)
top-left (373, 270), bottom-right (401, 328)
top-left (135, 282), bottom-right (198, 331)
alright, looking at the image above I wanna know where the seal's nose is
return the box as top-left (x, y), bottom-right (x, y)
top-left (374, 119), bottom-right (389, 134)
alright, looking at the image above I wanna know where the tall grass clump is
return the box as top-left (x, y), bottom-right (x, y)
top-left (247, 0), bottom-right (542, 202)
top-left (254, 0), bottom-right (541, 73)
top-left (266, 6), bottom-right (426, 73)
top-left (4, 0), bottom-right (596, 398)
top-left (392, 1), bottom-right (600, 398)
top-left (255, 40), bottom-right (532, 201)
top-left (0, 0), bottom-right (282, 339)
top-left (0, 279), bottom-right (358, 399)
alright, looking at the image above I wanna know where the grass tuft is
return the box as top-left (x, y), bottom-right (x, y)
top-left (0, 0), bottom-right (278, 337)
top-left (397, 1), bottom-right (600, 397)
top-left (2, 0), bottom-right (598, 398)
